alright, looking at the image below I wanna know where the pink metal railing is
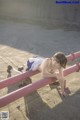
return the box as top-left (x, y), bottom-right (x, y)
top-left (0, 51), bottom-right (80, 89)
top-left (0, 62), bottom-right (80, 108)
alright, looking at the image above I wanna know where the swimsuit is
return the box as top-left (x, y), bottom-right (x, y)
top-left (26, 56), bottom-right (44, 71)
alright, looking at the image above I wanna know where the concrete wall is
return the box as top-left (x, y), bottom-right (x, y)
top-left (0, 0), bottom-right (80, 26)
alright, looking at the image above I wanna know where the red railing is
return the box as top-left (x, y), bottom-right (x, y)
top-left (0, 51), bottom-right (80, 108)
top-left (0, 51), bottom-right (80, 89)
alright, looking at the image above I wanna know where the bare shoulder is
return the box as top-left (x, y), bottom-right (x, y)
top-left (39, 58), bottom-right (49, 68)
top-left (43, 58), bottom-right (50, 64)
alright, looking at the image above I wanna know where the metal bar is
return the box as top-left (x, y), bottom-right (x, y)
top-left (0, 62), bottom-right (80, 108)
top-left (0, 51), bottom-right (80, 89)
top-left (0, 70), bottom-right (39, 89)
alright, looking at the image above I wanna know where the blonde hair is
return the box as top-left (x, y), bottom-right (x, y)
top-left (53, 52), bottom-right (67, 68)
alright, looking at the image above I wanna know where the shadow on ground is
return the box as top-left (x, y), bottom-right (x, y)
top-left (6, 69), bottom-right (80, 120)
top-left (24, 89), bottom-right (80, 120)
top-left (0, 20), bottom-right (80, 57)
top-left (0, 19), bottom-right (80, 120)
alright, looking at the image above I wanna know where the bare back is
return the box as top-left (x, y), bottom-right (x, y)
top-left (38, 58), bottom-right (60, 76)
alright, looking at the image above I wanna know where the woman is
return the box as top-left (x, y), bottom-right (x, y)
top-left (26, 52), bottom-right (67, 96)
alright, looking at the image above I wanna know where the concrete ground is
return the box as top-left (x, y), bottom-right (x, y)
top-left (0, 19), bottom-right (80, 120)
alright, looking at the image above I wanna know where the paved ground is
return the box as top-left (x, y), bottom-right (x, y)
top-left (0, 20), bottom-right (80, 56)
top-left (0, 20), bottom-right (80, 120)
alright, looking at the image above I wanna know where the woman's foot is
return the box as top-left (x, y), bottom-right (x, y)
top-left (7, 65), bottom-right (13, 73)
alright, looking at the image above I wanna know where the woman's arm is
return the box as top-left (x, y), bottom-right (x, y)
top-left (57, 68), bottom-right (66, 95)
top-left (41, 59), bottom-right (66, 96)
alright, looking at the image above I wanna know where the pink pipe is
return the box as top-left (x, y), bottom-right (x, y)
top-left (0, 77), bottom-right (56, 108)
top-left (0, 51), bottom-right (80, 89)
top-left (66, 51), bottom-right (80, 61)
top-left (63, 62), bottom-right (80, 76)
top-left (0, 62), bottom-right (80, 108)
top-left (0, 70), bottom-right (39, 89)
